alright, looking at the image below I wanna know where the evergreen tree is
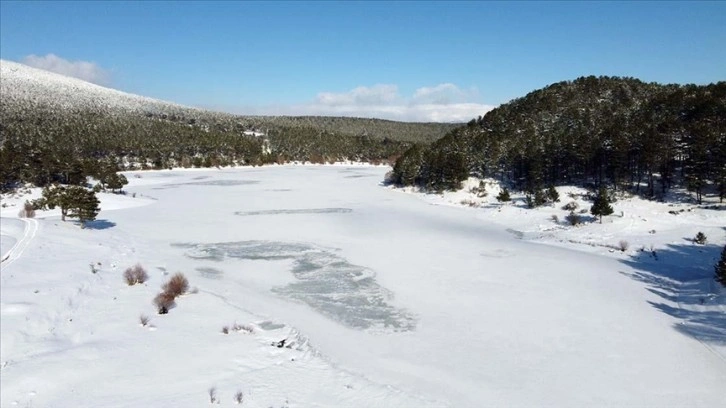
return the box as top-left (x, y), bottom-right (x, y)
top-left (546, 185), bottom-right (560, 203)
top-left (590, 186), bottom-right (614, 223)
top-left (715, 245), bottom-right (726, 287)
top-left (105, 173), bottom-right (128, 193)
top-left (496, 187), bottom-right (511, 202)
top-left (38, 185), bottom-right (100, 225)
top-left (526, 189), bottom-right (547, 208)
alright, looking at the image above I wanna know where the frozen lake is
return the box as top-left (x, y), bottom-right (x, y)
top-left (2, 165), bottom-right (724, 407)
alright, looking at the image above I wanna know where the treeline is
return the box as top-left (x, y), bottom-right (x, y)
top-left (391, 76), bottom-right (726, 202)
top-left (0, 104), bottom-right (457, 191)
top-left (0, 108), bottom-right (413, 190)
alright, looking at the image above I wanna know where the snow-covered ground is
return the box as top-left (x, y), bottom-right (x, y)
top-left (0, 59), bottom-right (197, 116)
top-left (1, 166), bottom-right (724, 407)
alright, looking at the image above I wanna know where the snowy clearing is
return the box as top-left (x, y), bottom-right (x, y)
top-left (1, 165), bottom-right (724, 407)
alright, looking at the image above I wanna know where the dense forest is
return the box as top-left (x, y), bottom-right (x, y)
top-left (0, 61), bottom-right (457, 191)
top-left (390, 76), bottom-right (726, 203)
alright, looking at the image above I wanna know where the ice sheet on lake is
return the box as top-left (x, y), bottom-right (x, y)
top-left (172, 240), bottom-right (415, 332)
top-left (196, 266), bottom-right (223, 279)
top-left (234, 208), bottom-right (352, 216)
top-left (153, 179), bottom-right (260, 189)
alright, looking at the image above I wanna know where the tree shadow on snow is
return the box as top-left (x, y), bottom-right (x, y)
top-left (82, 219), bottom-right (117, 230)
top-left (619, 242), bottom-right (726, 346)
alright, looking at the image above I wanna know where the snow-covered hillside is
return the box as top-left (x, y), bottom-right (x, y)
top-left (0, 59), bottom-right (203, 117)
top-left (1, 166), bottom-right (724, 407)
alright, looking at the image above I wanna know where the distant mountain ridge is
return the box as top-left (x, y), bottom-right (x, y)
top-left (0, 60), bottom-right (461, 189)
top-left (0, 59), bottom-right (457, 142)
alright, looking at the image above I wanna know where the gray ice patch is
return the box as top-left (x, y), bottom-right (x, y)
top-left (196, 266), bottom-right (224, 279)
top-left (153, 179), bottom-right (260, 189)
top-left (234, 208), bottom-right (352, 216)
top-left (172, 240), bottom-right (415, 332)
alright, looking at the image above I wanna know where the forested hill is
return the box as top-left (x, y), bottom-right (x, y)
top-left (391, 76), bottom-right (726, 202)
top-left (0, 60), bottom-right (458, 190)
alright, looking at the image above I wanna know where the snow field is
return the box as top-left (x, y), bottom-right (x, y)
top-left (0, 165), bottom-right (724, 407)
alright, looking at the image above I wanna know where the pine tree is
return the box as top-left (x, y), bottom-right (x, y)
top-left (72, 187), bottom-right (100, 226)
top-left (496, 187), bottom-right (511, 202)
top-left (590, 186), bottom-right (614, 223)
top-left (39, 185), bottom-right (100, 226)
top-left (715, 245), bottom-right (726, 287)
top-left (105, 173), bottom-right (128, 193)
top-left (546, 185), bottom-right (560, 203)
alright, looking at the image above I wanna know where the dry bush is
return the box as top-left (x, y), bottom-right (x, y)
top-left (139, 314), bottom-right (150, 326)
top-left (18, 201), bottom-right (36, 218)
top-left (232, 323), bottom-right (254, 334)
top-left (550, 214), bottom-right (559, 224)
top-left (123, 264), bottom-right (149, 285)
top-left (123, 268), bottom-right (136, 285)
top-left (222, 326), bottom-right (230, 334)
top-left (566, 211), bottom-right (582, 226)
top-left (162, 273), bottom-right (189, 297)
top-left (618, 240), bottom-right (629, 252)
top-left (562, 201), bottom-right (579, 211)
top-left (694, 232), bottom-right (707, 245)
top-left (132, 264), bottom-right (149, 283)
top-left (154, 292), bottom-right (176, 314)
top-left (208, 387), bottom-right (217, 404)
top-left (460, 199), bottom-right (478, 207)
top-left (234, 390), bottom-right (243, 404)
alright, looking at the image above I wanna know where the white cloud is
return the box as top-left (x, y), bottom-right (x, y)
top-left (412, 83), bottom-right (478, 105)
top-left (226, 83), bottom-right (494, 123)
top-left (316, 84), bottom-right (400, 106)
top-left (22, 54), bottom-right (111, 85)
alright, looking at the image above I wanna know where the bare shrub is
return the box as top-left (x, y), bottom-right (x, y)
top-left (694, 232), bottom-right (707, 245)
top-left (460, 199), bottom-right (478, 207)
top-left (232, 323), bottom-right (254, 334)
top-left (18, 201), bottom-right (36, 218)
top-left (562, 201), bottom-right (578, 211)
top-left (123, 268), bottom-right (136, 285)
top-left (566, 211), bottom-right (582, 226)
top-left (154, 292), bottom-right (175, 314)
top-left (222, 326), bottom-right (229, 334)
top-left (139, 314), bottom-right (150, 326)
top-left (123, 264), bottom-right (149, 285)
top-left (132, 264), bottom-right (149, 283)
top-left (618, 240), bottom-right (629, 252)
top-left (163, 273), bottom-right (189, 297)
top-left (234, 390), bottom-right (244, 404)
top-left (550, 214), bottom-right (559, 224)
top-left (208, 387), bottom-right (217, 403)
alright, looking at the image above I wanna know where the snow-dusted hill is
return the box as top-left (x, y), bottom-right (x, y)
top-left (0, 59), bottom-right (205, 118)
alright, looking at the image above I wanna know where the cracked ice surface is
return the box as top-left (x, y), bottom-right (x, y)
top-left (172, 240), bottom-right (416, 332)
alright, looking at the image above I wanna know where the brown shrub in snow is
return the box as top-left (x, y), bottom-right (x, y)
top-left (154, 292), bottom-right (176, 314)
top-left (18, 201), bottom-right (36, 218)
top-left (162, 273), bottom-right (189, 297)
top-left (123, 264), bottom-right (149, 285)
top-left (618, 240), bottom-right (630, 252)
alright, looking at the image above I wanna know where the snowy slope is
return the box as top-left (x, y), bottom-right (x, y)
top-left (0, 59), bottom-right (204, 117)
top-left (1, 166), bottom-right (724, 407)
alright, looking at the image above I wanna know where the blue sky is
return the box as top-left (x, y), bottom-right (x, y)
top-left (1, 1), bottom-right (724, 121)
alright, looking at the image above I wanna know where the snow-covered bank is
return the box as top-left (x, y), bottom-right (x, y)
top-left (1, 166), bottom-right (724, 407)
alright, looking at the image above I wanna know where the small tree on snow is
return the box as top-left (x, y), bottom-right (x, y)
top-left (37, 184), bottom-right (100, 225)
top-left (546, 185), bottom-right (560, 203)
top-left (496, 187), bottom-right (511, 202)
top-left (590, 186), bottom-right (613, 223)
